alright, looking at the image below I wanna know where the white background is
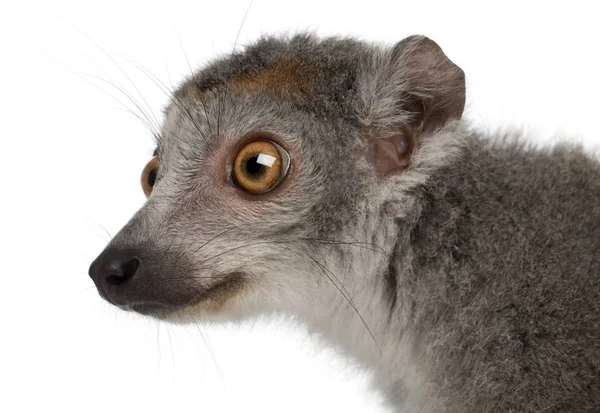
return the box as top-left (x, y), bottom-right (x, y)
top-left (1, 1), bottom-right (599, 412)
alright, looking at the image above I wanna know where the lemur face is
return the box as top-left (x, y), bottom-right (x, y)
top-left (88, 34), bottom-right (464, 320)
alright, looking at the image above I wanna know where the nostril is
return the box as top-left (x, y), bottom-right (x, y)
top-left (123, 257), bottom-right (140, 279)
top-left (103, 257), bottom-right (141, 286)
top-left (105, 274), bottom-right (125, 286)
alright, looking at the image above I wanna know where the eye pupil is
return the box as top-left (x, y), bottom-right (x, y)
top-left (245, 156), bottom-right (263, 175)
top-left (147, 169), bottom-right (157, 187)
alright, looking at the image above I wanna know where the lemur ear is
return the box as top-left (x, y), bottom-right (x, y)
top-left (369, 35), bottom-right (465, 176)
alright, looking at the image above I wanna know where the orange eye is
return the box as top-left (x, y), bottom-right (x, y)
top-left (233, 140), bottom-right (290, 195)
top-left (141, 156), bottom-right (160, 197)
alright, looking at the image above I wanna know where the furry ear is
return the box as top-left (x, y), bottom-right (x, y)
top-left (366, 35), bottom-right (465, 176)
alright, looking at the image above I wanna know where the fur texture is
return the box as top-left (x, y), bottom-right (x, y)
top-left (89, 34), bottom-right (600, 412)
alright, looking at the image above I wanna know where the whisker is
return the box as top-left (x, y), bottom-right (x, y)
top-left (306, 254), bottom-right (382, 356)
top-left (300, 237), bottom-right (388, 255)
top-left (176, 313), bottom-right (206, 379)
top-left (166, 235), bottom-right (388, 281)
top-left (165, 324), bottom-right (176, 387)
top-left (156, 226), bottom-right (240, 282)
top-left (79, 216), bottom-right (114, 242)
top-left (219, 0), bottom-right (255, 137)
top-left (166, 61), bottom-right (209, 142)
top-left (194, 240), bottom-right (284, 267)
top-left (81, 286), bottom-right (97, 292)
top-left (189, 313), bottom-right (227, 385)
top-left (77, 29), bottom-right (163, 134)
top-left (178, 225), bottom-right (240, 263)
top-left (73, 71), bottom-right (160, 137)
top-left (112, 107), bottom-right (161, 139)
top-left (158, 233), bottom-right (395, 290)
top-left (177, 35), bottom-right (214, 136)
top-left (154, 229), bottom-right (189, 284)
top-left (126, 57), bottom-right (208, 142)
top-left (167, 273), bottom-right (234, 281)
top-left (155, 321), bottom-right (162, 374)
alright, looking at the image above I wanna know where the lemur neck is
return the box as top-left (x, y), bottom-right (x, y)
top-left (300, 126), bottom-right (475, 406)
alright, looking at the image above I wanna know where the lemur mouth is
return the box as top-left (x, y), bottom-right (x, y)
top-left (123, 302), bottom-right (177, 317)
top-left (121, 273), bottom-right (246, 317)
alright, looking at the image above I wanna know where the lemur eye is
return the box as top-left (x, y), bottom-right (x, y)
top-left (233, 140), bottom-right (290, 195)
top-left (141, 156), bottom-right (160, 198)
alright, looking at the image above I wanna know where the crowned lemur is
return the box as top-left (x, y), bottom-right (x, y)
top-left (89, 34), bottom-right (600, 412)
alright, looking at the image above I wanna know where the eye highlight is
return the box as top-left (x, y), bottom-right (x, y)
top-left (141, 156), bottom-right (159, 197)
top-left (233, 140), bottom-right (290, 195)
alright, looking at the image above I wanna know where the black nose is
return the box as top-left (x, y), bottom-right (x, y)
top-left (89, 250), bottom-right (142, 305)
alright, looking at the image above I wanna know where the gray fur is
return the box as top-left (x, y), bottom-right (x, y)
top-left (90, 33), bottom-right (600, 412)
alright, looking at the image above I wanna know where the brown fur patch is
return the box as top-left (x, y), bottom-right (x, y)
top-left (203, 58), bottom-right (315, 100)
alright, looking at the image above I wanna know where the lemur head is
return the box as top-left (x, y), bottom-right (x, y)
top-left (89, 34), bottom-right (464, 323)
